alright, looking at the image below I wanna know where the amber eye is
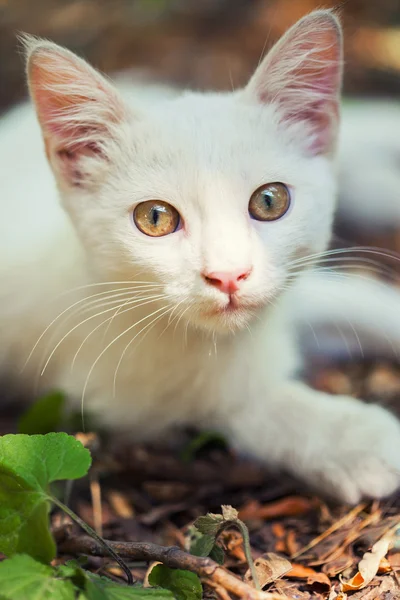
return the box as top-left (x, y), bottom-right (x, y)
top-left (133, 200), bottom-right (180, 237)
top-left (248, 183), bottom-right (290, 221)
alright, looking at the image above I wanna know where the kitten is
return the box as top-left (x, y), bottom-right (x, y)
top-left (1, 10), bottom-right (400, 504)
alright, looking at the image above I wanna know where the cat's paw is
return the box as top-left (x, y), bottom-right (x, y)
top-left (311, 401), bottom-right (400, 504)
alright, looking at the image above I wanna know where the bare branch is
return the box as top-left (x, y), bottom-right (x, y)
top-left (59, 533), bottom-right (288, 600)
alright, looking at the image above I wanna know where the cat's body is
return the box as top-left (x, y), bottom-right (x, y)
top-left (2, 12), bottom-right (400, 503)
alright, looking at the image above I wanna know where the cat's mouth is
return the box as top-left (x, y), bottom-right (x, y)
top-left (204, 295), bottom-right (263, 318)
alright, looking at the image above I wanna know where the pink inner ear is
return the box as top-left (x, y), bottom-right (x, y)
top-left (29, 48), bottom-right (123, 149)
top-left (249, 13), bottom-right (342, 155)
top-left (28, 45), bottom-right (126, 185)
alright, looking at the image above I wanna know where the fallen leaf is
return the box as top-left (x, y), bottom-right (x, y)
top-left (271, 523), bottom-right (285, 539)
top-left (244, 552), bottom-right (292, 587)
top-left (239, 496), bottom-right (315, 521)
top-left (377, 556), bottom-right (392, 573)
top-left (107, 490), bottom-right (135, 519)
top-left (341, 533), bottom-right (392, 592)
top-left (287, 563), bottom-right (331, 590)
top-left (349, 576), bottom-right (397, 600)
top-left (286, 530), bottom-right (299, 556)
top-left (322, 552), bottom-right (355, 577)
top-left (388, 551), bottom-right (400, 569)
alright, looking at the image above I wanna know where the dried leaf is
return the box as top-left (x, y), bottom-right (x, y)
top-left (341, 534), bottom-right (392, 592)
top-left (329, 593), bottom-right (347, 600)
top-left (377, 556), bottom-right (392, 573)
top-left (286, 530), bottom-right (299, 556)
top-left (287, 563), bottom-right (331, 589)
top-left (388, 551), bottom-right (400, 569)
top-left (322, 552), bottom-right (355, 578)
top-left (239, 496), bottom-right (315, 521)
top-left (244, 552), bottom-right (292, 587)
top-left (221, 505), bottom-right (238, 521)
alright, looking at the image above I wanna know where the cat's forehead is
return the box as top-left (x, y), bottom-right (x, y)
top-left (127, 90), bottom-right (296, 177)
top-left (149, 91), bottom-right (277, 143)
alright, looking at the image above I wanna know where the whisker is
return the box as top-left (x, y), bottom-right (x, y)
top-left (40, 294), bottom-right (166, 376)
top-left (56, 280), bottom-right (164, 298)
top-left (287, 246), bottom-right (400, 269)
top-left (80, 304), bottom-right (170, 426)
top-left (112, 306), bottom-right (172, 397)
top-left (23, 285), bottom-right (163, 369)
top-left (288, 256), bottom-right (397, 279)
top-left (70, 295), bottom-right (167, 371)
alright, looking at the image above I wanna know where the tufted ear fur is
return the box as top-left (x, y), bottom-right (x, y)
top-left (245, 10), bottom-right (343, 156)
top-left (24, 35), bottom-right (129, 188)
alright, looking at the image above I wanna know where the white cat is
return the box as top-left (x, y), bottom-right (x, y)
top-left (2, 10), bottom-right (400, 504)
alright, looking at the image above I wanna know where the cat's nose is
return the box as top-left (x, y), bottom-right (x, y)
top-left (202, 268), bottom-right (252, 294)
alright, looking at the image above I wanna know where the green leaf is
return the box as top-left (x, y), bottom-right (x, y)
top-left (180, 431), bottom-right (227, 462)
top-left (0, 433), bottom-right (91, 562)
top-left (192, 513), bottom-right (223, 536)
top-left (209, 544), bottom-right (225, 565)
top-left (85, 572), bottom-right (174, 599)
top-left (149, 565), bottom-right (202, 600)
top-left (190, 533), bottom-right (215, 557)
top-left (0, 554), bottom-right (76, 600)
top-left (18, 391), bottom-right (65, 434)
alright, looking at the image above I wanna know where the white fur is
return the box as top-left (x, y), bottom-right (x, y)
top-left (2, 12), bottom-right (400, 503)
top-left (338, 100), bottom-right (400, 227)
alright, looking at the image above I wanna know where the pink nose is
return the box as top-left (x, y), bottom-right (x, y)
top-left (202, 268), bottom-right (252, 294)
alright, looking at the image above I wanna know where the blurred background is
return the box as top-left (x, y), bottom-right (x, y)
top-left (1, 0), bottom-right (400, 115)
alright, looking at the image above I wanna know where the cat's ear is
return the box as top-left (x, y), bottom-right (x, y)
top-left (23, 35), bottom-right (129, 187)
top-left (245, 10), bottom-right (343, 156)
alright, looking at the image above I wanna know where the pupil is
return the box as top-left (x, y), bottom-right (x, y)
top-left (151, 208), bottom-right (160, 226)
top-left (263, 192), bottom-right (273, 209)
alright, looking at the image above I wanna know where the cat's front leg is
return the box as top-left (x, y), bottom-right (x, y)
top-left (224, 381), bottom-right (400, 503)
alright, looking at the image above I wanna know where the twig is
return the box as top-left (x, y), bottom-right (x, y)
top-left (90, 473), bottom-right (103, 537)
top-left (59, 533), bottom-right (288, 600)
top-left (51, 496), bottom-right (134, 586)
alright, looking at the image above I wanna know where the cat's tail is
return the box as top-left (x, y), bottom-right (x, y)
top-left (337, 100), bottom-right (400, 229)
top-left (291, 270), bottom-right (400, 361)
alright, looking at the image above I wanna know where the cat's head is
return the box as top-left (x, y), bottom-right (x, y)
top-left (25, 10), bottom-right (342, 334)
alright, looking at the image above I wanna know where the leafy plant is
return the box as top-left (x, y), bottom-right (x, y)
top-left (0, 432), bottom-right (202, 599)
top-left (0, 554), bottom-right (175, 599)
top-left (0, 432), bottom-right (91, 563)
top-left (149, 565), bottom-right (202, 600)
top-left (191, 505), bottom-right (260, 589)
top-left (180, 431), bottom-right (227, 463)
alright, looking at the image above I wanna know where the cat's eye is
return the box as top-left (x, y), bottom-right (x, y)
top-left (133, 200), bottom-right (180, 237)
top-left (248, 183), bottom-right (290, 221)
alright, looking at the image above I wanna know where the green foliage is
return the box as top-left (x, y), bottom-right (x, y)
top-left (190, 533), bottom-right (215, 557)
top-left (0, 555), bottom-right (175, 600)
top-left (189, 530), bottom-right (225, 565)
top-left (18, 391), bottom-right (65, 434)
top-left (148, 565), bottom-right (202, 600)
top-left (180, 431), bottom-right (227, 463)
top-left (0, 432), bottom-right (200, 598)
top-left (0, 433), bottom-right (91, 563)
top-left (192, 513), bottom-right (223, 536)
top-left (209, 544), bottom-right (225, 565)
top-left (0, 554), bottom-right (76, 600)
top-left (82, 571), bottom-right (174, 599)
top-left (192, 505), bottom-right (259, 589)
